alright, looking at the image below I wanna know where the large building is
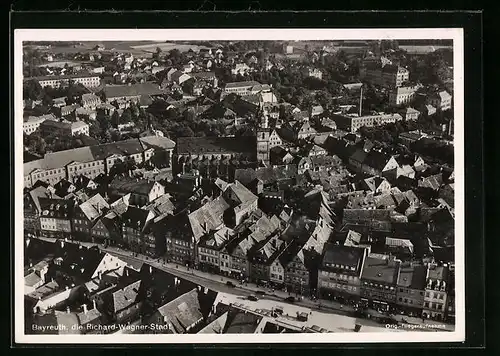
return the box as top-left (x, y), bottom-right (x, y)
top-left (389, 85), bottom-right (422, 107)
top-left (99, 82), bottom-right (166, 107)
top-left (39, 120), bottom-right (89, 137)
top-left (317, 244), bottom-right (368, 302)
top-left (395, 263), bottom-right (427, 316)
top-left (360, 63), bottom-right (409, 88)
top-left (174, 136), bottom-right (257, 177)
top-left (427, 90), bottom-right (452, 112)
top-left (23, 136), bottom-right (175, 188)
top-left (333, 113), bottom-right (403, 133)
top-left (26, 74), bottom-right (101, 88)
top-left (359, 254), bottom-right (401, 311)
top-left (108, 176), bottom-right (165, 207)
top-left (223, 81), bottom-right (271, 96)
top-left (23, 114), bottom-right (55, 135)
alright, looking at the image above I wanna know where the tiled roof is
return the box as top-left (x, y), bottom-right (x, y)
top-left (156, 288), bottom-right (203, 333)
top-left (109, 176), bottom-right (160, 196)
top-left (198, 311), bottom-right (228, 334)
top-left (223, 308), bottom-right (263, 333)
top-left (101, 82), bottom-right (166, 98)
top-left (189, 196), bottom-right (230, 242)
top-left (397, 264), bottom-right (427, 289)
top-left (224, 81), bottom-right (261, 89)
top-left (139, 135), bottom-right (176, 151)
top-left (79, 193), bottom-right (109, 221)
top-left (77, 307), bottom-right (102, 325)
top-left (321, 244), bottom-right (365, 271)
top-left (361, 256), bottom-right (400, 284)
top-left (121, 206), bottom-right (152, 230)
top-left (255, 165), bottom-right (298, 184)
top-left (112, 280), bottom-right (141, 313)
top-left (25, 271), bottom-right (42, 287)
top-left (39, 198), bottom-right (75, 219)
top-left (176, 136), bottom-right (256, 156)
top-left (224, 181), bottom-right (258, 205)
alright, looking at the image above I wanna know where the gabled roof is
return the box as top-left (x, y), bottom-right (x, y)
top-left (101, 82), bottom-right (165, 98)
top-left (121, 206), bottom-right (152, 231)
top-left (156, 288), bottom-right (203, 333)
top-left (320, 244), bottom-right (365, 272)
top-left (79, 193), bottom-right (109, 221)
top-left (363, 176), bottom-right (389, 192)
top-left (111, 280), bottom-right (141, 313)
top-left (224, 80), bottom-right (261, 89)
top-left (144, 194), bottom-right (175, 218)
top-left (109, 176), bottom-right (161, 196)
top-left (176, 136), bottom-right (256, 156)
top-left (26, 185), bottom-right (62, 213)
top-left (364, 151), bottom-right (396, 171)
top-left (223, 308), bottom-right (263, 334)
top-left (189, 196), bottom-right (230, 242)
top-left (361, 255), bottom-right (400, 284)
top-left (224, 181), bottom-right (258, 205)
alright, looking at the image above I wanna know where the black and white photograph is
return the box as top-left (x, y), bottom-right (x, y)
top-left (14, 28), bottom-right (464, 343)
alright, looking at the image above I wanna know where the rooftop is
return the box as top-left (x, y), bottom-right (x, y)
top-left (321, 244), bottom-right (365, 272)
top-left (361, 256), bottom-right (400, 284)
top-left (397, 264), bottom-right (427, 290)
top-left (176, 136), bottom-right (256, 156)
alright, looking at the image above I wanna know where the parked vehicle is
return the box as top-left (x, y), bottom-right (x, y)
top-left (248, 295), bottom-right (259, 301)
top-left (255, 290), bottom-right (266, 296)
top-left (284, 296), bottom-right (295, 303)
top-left (297, 312), bottom-right (309, 321)
top-left (226, 281), bottom-right (236, 288)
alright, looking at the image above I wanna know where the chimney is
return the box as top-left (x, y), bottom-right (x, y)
top-left (92, 299), bottom-right (97, 310)
top-left (359, 86), bottom-right (363, 117)
top-left (82, 304), bottom-right (88, 314)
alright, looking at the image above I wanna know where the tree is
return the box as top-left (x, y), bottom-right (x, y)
top-left (111, 111), bottom-right (120, 128)
top-left (121, 109), bottom-right (132, 124)
top-left (153, 46), bottom-right (163, 60)
top-left (23, 80), bottom-right (43, 101)
top-left (89, 121), bottom-right (101, 139)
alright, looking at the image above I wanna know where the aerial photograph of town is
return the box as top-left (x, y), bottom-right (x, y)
top-left (20, 37), bottom-right (457, 338)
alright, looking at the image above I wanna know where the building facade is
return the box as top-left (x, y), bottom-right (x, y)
top-left (422, 264), bottom-right (449, 321)
top-left (359, 255), bottom-right (401, 311)
top-left (28, 74), bottom-right (101, 88)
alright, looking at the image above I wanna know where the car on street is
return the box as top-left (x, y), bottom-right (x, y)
top-left (255, 290), bottom-right (266, 296)
top-left (247, 295), bottom-right (259, 301)
top-left (284, 296), bottom-right (295, 303)
top-left (226, 281), bottom-right (236, 288)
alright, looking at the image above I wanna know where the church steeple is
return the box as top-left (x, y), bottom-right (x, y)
top-left (256, 109), bottom-right (270, 166)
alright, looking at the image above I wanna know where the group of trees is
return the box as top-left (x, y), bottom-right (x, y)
top-left (23, 130), bottom-right (89, 156)
top-left (23, 79), bottom-right (89, 105)
top-left (356, 110), bottom-right (454, 165)
top-left (358, 112), bottom-right (451, 146)
top-left (407, 49), bottom-right (453, 87)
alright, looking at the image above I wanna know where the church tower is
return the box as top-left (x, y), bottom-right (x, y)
top-left (256, 108), bottom-right (270, 166)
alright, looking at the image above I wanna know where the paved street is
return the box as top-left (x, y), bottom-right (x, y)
top-left (33, 236), bottom-right (455, 332)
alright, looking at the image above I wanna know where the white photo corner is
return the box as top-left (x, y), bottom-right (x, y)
top-left (14, 28), bottom-right (464, 344)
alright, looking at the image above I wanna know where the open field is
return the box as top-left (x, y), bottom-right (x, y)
top-left (130, 42), bottom-right (210, 53)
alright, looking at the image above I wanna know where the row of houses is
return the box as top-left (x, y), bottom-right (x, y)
top-left (25, 237), bottom-right (341, 335)
top-left (23, 136), bottom-right (176, 188)
top-left (317, 242), bottom-right (454, 321)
